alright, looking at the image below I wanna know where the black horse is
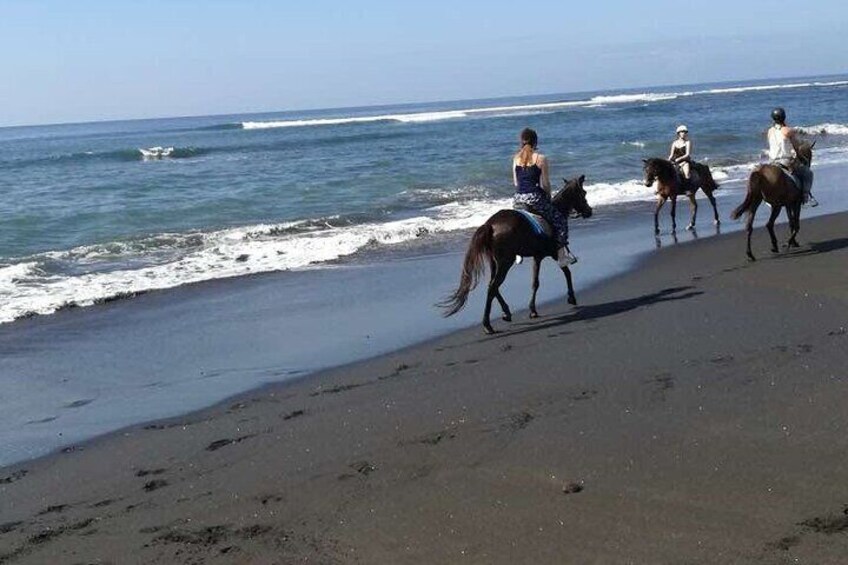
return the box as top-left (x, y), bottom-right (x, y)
top-left (730, 141), bottom-right (814, 260)
top-left (643, 158), bottom-right (721, 234)
top-left (439, 176), bottom-right (593, 334)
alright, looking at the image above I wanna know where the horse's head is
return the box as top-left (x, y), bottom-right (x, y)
top-left (642, 158), bottom-right (670, 187)
top-left (796, 139), bottom-right (815, 167)
top-left (553, 175), bottom-right (592, 219)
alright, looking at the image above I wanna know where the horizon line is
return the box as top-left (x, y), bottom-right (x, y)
top-left (3, 71), bottom-right (846, 131)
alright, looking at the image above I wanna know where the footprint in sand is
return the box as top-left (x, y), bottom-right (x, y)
top-left (143, 479), bottom-right (169, 492)
top-left (282, 409), bottom-right (305, 420)
top-left (65, 398), bottom-right (94, 409)
top-left (0, 470), bottom-right (28, 484)
top-left (571, 390), bottom-right (598, 401)
top-left (135, 468), bottom-right (166, 477)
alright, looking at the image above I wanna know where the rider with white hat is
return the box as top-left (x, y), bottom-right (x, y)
top-left (668, 124), bottom-right (693, 183)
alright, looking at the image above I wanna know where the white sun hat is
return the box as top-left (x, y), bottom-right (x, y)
top-left (676, 124), bottom-right (689, 133)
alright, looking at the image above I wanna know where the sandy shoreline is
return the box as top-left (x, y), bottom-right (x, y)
top-left (2, 212), bottom-right (848, 564)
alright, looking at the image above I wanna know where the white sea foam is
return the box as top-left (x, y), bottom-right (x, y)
top-left (6, 138), bottom-right (848, 325)
top-left (241, 80), bottom-right (848, 131)
top-left (798, 123), bottom-right (848, 136)
top-left (622, 141), bottom-right (646, 148)
top-left (0, 174), bottom-right (677, 323)
top-left (139, 146), bottom-right (174, 159)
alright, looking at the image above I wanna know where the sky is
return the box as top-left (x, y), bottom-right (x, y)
top-left (1, 0), bottom-right (847, 126)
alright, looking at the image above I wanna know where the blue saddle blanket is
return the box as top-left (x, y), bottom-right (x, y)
top-left (515, 209), bottom-right (553, 238)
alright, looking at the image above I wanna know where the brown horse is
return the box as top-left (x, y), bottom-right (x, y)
top-left (643, 158), bottom-right (721, 234)
top-left (730, 141), bottom-right (814, 261)
top-left (439, 176), bottom-right (593, 334)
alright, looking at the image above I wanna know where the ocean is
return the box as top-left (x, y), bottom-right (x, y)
top-left (2, 75), bottom-right (848, 466)
top-left (2, 75), bottom-right (848, 324)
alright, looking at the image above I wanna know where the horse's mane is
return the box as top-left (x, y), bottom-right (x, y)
top-left (644, 157), bottom-right (676, 175)
top-left (552, 178), bottom-right (579, 203)
top-left (796, 140), bottom-right (815, 165)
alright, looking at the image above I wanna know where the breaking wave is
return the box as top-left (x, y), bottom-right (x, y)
top-left (238, 80), bottom-right (848, 130)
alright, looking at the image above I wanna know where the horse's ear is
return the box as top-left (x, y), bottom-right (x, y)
top-left (578, 174), bottom-right (585, 184)
top-left (641, 158), bottom-right (648, 164)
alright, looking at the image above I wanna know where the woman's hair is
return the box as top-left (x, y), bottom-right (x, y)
top-left (515, 128), bottom-right (538, 167)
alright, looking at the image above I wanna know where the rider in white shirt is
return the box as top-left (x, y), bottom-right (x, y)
top-left (768, 107), bottom-right (817, 207)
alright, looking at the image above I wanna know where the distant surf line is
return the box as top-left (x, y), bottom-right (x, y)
top-left (240, 80), bottom-right (848, 131)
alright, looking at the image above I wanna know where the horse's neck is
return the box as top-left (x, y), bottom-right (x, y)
top-left (552, 196), bottom-right (570, 215)
top-left (656, 162), bottom-right (676, 181)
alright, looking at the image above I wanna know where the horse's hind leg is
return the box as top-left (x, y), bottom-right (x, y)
top-left (491, 256), bottom-right (514, 322)
top-left (483, 257), bottom-right (513, 334)
top-left (686, 193), bottom-right (698, 230)
top-left (745, 200), bottom-right (762, 261)
top-left (766, 205), bottom-right (781, 253)
top-left (561, 265), bottom-right (577, 306)
top-left (528, 256), bottom-right (542, 318)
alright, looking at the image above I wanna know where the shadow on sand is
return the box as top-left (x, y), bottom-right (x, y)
top-left (772, 236), bottom-right (848, 260)
top-left (488, 285), bottom-right (703, 339)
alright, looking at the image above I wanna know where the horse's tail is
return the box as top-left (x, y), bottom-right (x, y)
top-left (438, 223), bottom-right (493, 317)
top-left (731, 171), bottom-right (761, 220)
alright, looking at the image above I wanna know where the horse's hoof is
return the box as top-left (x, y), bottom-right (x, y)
top-left (686, 224), bottom-right (695, 231)
top-left (567, 295), bottom-right (577, 306)
top-left (747, 254), bottom-right (756, 262)
top-left (483, 326), bottom-right (496, 335)
top-left (714, 220), bottom-right (721, 226)
top-left (502, 314), bottom-right (512, 323)
top-left (529, 312), bottom-right (539, 319)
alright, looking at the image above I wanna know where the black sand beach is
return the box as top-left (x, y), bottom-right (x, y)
top-left (2, 211), bottom-right (847, 564)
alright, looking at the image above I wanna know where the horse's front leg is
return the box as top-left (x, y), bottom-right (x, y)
top-left (706, 191), bottom-right (720, 225)
top-left (686, 193), bottom-right (698, 230)
top-left (670, 196), bottom-right (678, 232)
top-left (654, 195), bottom-right (666, 235)
top-left (787, 203), bottom-right (801, 247)
top-left (561, 265), bottom-right (577, 306)
top-left (528, 256), bottom-right (542, 318)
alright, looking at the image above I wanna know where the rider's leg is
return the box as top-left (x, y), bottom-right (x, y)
top-left (680, 161), bottom-right (691, 180)
top-left (532, 196), bottom-right (576, 266)
top-left (800, 166), bottom-right (817, 207)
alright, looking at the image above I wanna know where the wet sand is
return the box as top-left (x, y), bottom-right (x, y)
top-left (2, 212), bottom-right (847, 564)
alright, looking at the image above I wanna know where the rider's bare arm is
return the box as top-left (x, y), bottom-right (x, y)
top-left (512, 158), bottom-right (519, 187)
top-left (783, 126), bottom-right (803, 154)
top-left (668, 143), bottom-right (676, 161)
top-left (538, 154), bottom-right (552, 195)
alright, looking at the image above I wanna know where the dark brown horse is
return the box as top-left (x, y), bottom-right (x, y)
top-left (730, 141), bottom-right (814, 261)
top-left (439, 176), bottom-right (593, 334)
top-left (643, 159), bottom-right (721, 234)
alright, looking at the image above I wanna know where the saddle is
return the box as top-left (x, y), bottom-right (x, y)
top-left (513, 207), bottom-right (554, 239)
top-left (775, 162), bottom-right (803, 191)
top-left (674, 162), bottom-right (701, 194)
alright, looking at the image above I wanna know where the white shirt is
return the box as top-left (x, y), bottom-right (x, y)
top-left (768, 125), bottom-right (794, 163)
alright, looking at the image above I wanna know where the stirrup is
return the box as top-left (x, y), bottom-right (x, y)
top-left (557, 248), bottom-right (578, 266)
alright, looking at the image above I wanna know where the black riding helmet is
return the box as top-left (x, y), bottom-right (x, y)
top-left (771, 107), bottom-right (786, 124)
